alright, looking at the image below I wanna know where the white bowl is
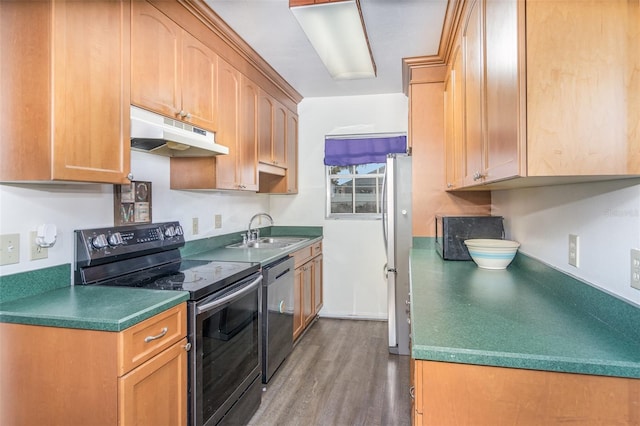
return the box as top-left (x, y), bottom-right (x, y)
top-left (464, 239), bottom-right (520, 270)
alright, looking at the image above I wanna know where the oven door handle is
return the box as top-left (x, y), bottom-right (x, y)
top-left (196, 275), bottom-right (263, 315)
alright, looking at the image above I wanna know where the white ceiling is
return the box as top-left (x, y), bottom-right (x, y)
top-left (204, 0), bottom-right (448, 98)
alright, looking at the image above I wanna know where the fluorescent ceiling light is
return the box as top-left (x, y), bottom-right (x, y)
top-left (291, 0), bottom-right (376, 80)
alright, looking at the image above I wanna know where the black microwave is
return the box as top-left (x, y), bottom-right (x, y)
top-left (435, 215), bottom-right (505, 260)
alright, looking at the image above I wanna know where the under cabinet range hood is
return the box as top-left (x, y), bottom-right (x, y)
top-left (130, 106), bottom-right (229, 157)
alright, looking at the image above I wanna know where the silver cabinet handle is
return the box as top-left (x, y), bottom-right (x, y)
top-left (409, 386), bottom-right (415, 400)
top-left (473, 171), bottom-right (486, 181)
top-left (144, 327), bottom-right (168, 343)
top-left (183, 342), bottom-right (192, 351)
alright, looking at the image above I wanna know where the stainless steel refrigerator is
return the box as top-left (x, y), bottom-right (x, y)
top-left (382, 154), bottom-right (412, 355)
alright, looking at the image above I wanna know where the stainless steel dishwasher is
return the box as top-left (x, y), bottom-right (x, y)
top-left (261, 256), bottom-right (295, 383)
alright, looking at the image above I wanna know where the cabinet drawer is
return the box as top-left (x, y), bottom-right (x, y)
top-left (291, 246), bottom-right (313, 268)
top-left (311, 241), bottom-right (322, 256)
top-left (118, 303), bottom-right (187, 375)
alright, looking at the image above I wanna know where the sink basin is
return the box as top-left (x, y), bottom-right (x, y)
top-left (226, 237), bottom-right (309, 249)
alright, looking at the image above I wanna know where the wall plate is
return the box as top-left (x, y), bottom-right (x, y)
top-left (0, 234), bottom-right (20, 265)
top-left (631, 248), bottom-right (640, 290)
top-left (568, 234), bottom-right (579, 267)
top-left (30, 231), bottom-right (48, 261)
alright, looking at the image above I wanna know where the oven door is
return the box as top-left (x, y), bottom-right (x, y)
top-left (190, 272), bottom-right (263, 426)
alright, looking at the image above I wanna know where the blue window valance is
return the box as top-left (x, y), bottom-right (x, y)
top-left (324, 135), bottom-right (407, 166)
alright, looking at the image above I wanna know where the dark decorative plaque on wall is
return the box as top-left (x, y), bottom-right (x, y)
top-left (114, 181), bottom-right (152, 225)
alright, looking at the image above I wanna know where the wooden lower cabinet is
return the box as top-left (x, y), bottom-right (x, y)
top-left (119, 338), bottom-right (188, 426)
top-left (412, 359), bottom-right (640, 425)
top-left (291, 240), bottom-right (323, 341)
top-left (0, 303), bottom-right (188, 426)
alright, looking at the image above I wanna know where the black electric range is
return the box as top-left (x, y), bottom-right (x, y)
top-left (74, 221), bottom-right (259, 300)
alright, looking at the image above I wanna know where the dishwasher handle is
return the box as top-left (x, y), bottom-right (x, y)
top-left (196, 274), bottom-right (263, 314)
top-left (275, 267), bottom-right (291, 281)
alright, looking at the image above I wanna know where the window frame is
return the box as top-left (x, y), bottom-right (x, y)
top-left (325, 162), bottom-right (386, 220)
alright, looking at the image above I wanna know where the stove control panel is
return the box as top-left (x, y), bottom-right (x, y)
top-left (75, 221), bottom-right (185, 267)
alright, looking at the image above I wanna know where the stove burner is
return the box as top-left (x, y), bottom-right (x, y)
top-left (155, 273), bottom-right (204, 289)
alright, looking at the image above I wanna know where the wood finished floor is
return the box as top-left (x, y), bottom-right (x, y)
top-left (248, 318), bottom-right (411, 426)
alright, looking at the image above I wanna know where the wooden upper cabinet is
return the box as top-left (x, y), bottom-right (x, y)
top-left (447, 0), bottom-right (639, 190)
top-left (131, 1), bottom-right (180, 120)
top-left (463, 0), bottom-right (520, 187)
top-left (525, 0), bottom-right (639, 176)
top-left (181, 32), bottom-right (218, 131)
top-left (461, 0), bottom-right (484, 187)
top-left (273, 102), bottom-right (288, 166)
top-left (0, 0), bottom-right (131, 184)
top-left (131, 0), bottom-right (217, 132)
top-left (258, 94), bottom-right (276, 164)
top-left (258, 108), bottom-right (299, 194)
top-left (286, 112), bottom-right (299, 194)
top-left (214, 58), bottom-right (242, 190)
top-left (444, 43), bottom-right (464, 190)
top-left (483, 0), bottom-right (519, 181)
top-left (258, 91), bottom-right (287, 170)
top-left (238, 75), bottom-right (259, 191)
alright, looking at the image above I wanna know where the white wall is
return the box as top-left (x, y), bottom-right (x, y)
top-left (0, 151), bottom-right (269, 278)
top-left (271, 93), bottom-right (409, 319)
top-left (492, 179), bottom-right (640, 305)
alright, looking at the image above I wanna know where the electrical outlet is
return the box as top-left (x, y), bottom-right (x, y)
top-left (192, 218), bottom-right (199, 235)
top-left (30, 231), bottom-right (48, 261)
top-left (215, 214), bottom-right (222, 229)
top-left (631, 249), bottom-right (640, 290)
top-left (568, 234), bottom-right (579, 267)
top-left (0, 234), bottom-right (20, 265)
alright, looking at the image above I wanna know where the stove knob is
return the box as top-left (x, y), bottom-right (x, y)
top-left (156, 227), bottom-right (165, 240)
top-left (91, 234), bottom-right (108, 249)
top-left (108, 232), bottom-right (124, 247)
top-left (165, 226), bottom-right (176, 238)
top-left (174, 225), bottom-right (184, 236)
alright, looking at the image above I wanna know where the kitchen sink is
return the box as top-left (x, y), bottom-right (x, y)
top-left (226, 237), bottom-right (309, 249)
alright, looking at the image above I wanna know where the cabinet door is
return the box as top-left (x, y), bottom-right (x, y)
top-left (239, 76), bottom-right (259, 191)
top-left (131, 0), bottom-right (181, 118)
top-left (258, 94), bottom-right (287, 168)
top-left (462, 0), bottom-right (484, 186)
top-left (215, 58), bottom-right (241, 190)
top-left (181, 32), bottom-right (218, 132)
top-left (302, 263), bottom-right (314, 327)
top-left (119, 338), bottom-right (188, 426)
top-left (526, 0), bottom-right (640, 176)
top-left (484, 0), bottom-right (520, 181)
top-left (286, 112), bottom-right (299, 193)
top-left (258, 93), bottom-right (275, 164)
top-left (293, 266), bottom-right (304, 340)
top-left (272, 101), bottom-right (287, 167)
top-left (312, 254), bottom-right (323, 314)
top-left (52, 0), bottom-right (131, 183)
top-left (444, 44), bottom-right (465, 190)
top-left (1, 0), bottom-right (130, 184)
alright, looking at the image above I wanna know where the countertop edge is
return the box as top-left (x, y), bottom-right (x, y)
top-left (412, 344), bottom-right (640, 379)
top-left (0, 291), bottom-right (189, 332)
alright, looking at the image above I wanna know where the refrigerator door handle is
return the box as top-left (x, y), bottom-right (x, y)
top-left (381, 162), bottom-right (388, 255)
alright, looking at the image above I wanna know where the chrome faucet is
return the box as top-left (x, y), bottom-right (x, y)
top-left (246, 212), bottom-right (274, 241)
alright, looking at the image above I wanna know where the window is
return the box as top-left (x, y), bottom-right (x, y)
top-left (326, 163), bottom-right (386, 218)
top-left (323, 133), bottom-right (406, 219)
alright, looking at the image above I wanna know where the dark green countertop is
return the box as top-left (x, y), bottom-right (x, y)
top-left (185, 235), bottom-right (323, 265)
top-left (0, 227), bottom-right (322, 332)
top-left (182, 226), bottom-right (323, 266)
top-left (0, 286), bottom-right (189, 331)
top-left (410, 238), bottom-right (640, 379)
